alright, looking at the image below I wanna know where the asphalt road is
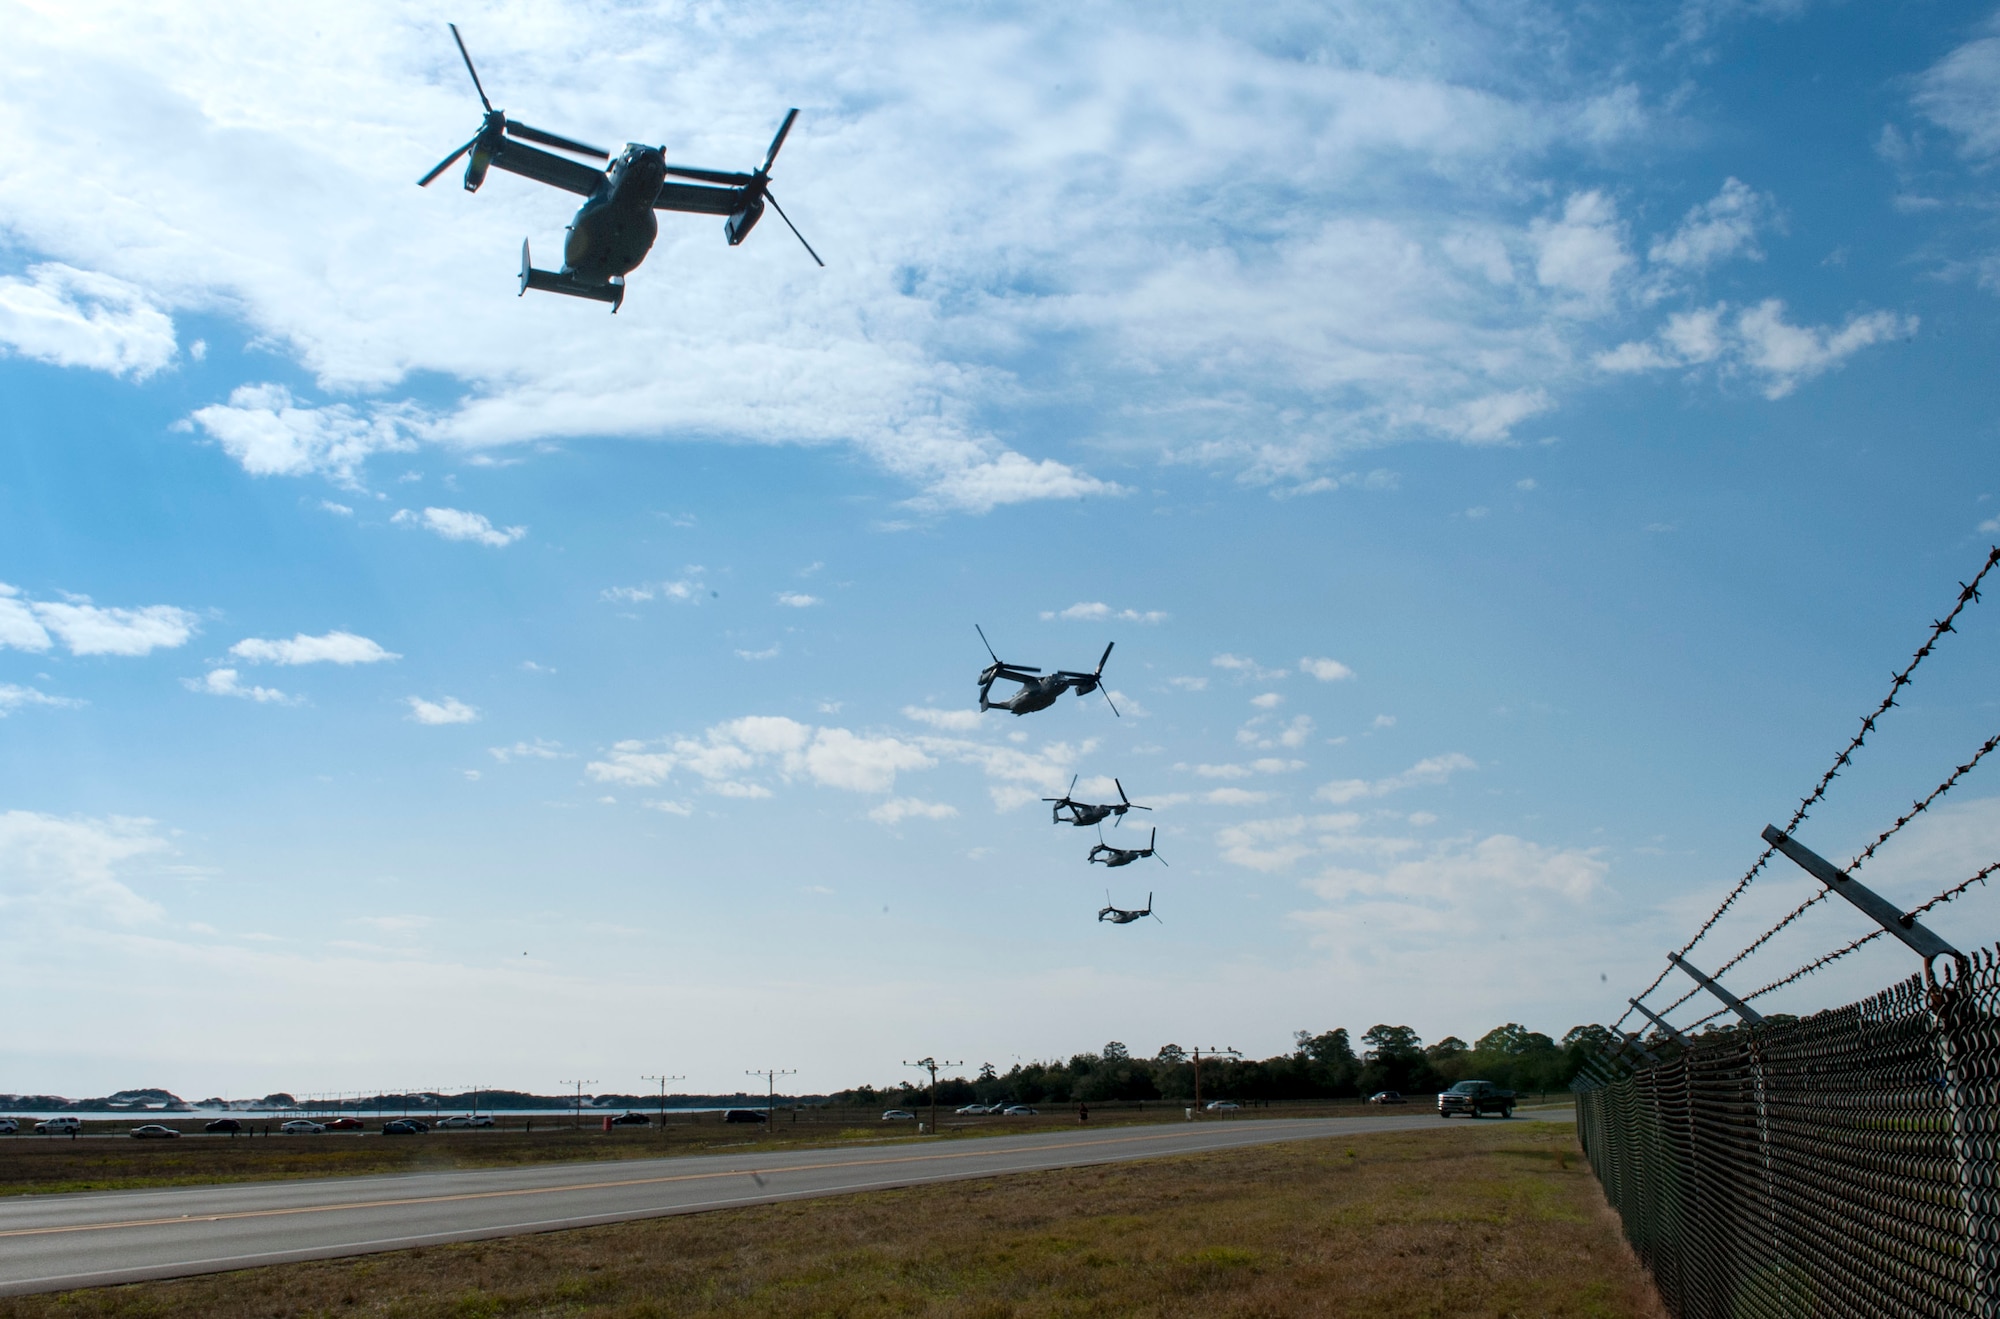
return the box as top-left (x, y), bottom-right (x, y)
top-left (0, 1111), bottom-right (1563, 1295)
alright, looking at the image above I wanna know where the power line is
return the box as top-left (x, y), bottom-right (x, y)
top-left (1617, 547), bottom-right (2000, 1031)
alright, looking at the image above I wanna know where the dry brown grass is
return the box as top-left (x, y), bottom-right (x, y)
top-left (0, 1120), bottom-right (1659, 1319)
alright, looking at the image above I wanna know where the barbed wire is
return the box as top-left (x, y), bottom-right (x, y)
top-left (1682, 859), bottom-right (2000, 1032)
top-left (1614, 547), bottom-right (2000, 1031)
top-left (1655, 729), bottom-right (2000, 1021)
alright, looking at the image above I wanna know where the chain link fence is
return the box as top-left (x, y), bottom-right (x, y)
top-left (1577, 944), bottom-right (2000, 1318)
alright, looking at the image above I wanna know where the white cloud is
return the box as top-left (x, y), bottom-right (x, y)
top-left (0, 810), bottom-right (168, 925)
top-left (1040, 602), bottom-right (1170, 623)
top-left (0, 263), bottom-right (175, 378)
top-left (187, 384), bottom-right (418, 484)
top-left (736, 645), bottom-right (781, 661)
top-left (319, 499), bottom-right (355, 516)
top-left (406, 695), bottom-right (477, 725)
top-left (903, 706), bottom-right (983, 732)
top-left (1317, 752), bottom-right (1476, 804)
top-left (488, 740), bottom-right (567, 764)
top-left (1648, 178), bottom-right (1769, 270)
top-left (1250, 692), bottom-right (1285, 709)
top-left (1531, 191), bottom-right (1631, 309)
top-left (1204, 787), bottom-right (1271, 806)
top-left (1734, 300), bottom-right (1917, 399)
top-left (0, 683), bottom-right (81, 715)
top-left (588, 716), bottom-right (935, 797)
top-left (393, 506), bottom-right (525, 548)
top-left (1166, 676), bottom-right (1208, 692)
top-left (1238, 714), bottom-right (1315, 749)
top-left (229, 631), bottom-right (399, 666)
top-left (0, 585), bottom-right (53, 652)
top-left (869, 797), bottom-right (960, 824)
top-left (1300, 657), bottom-right (1355, 682)
top-left (1301, 833), bottom-right (1606, 906)
top-left (187, 668), bottom-right (291, 703)
top-left (1216, 813), bottom-right (1372, 872)
top-left (1212, 654), bottom-right (1287, 681)
top-left (604, 571), bottom-right (706, 606)
top-left (1596, 299), bottom-right (1914, 397)
top-left (776, 592), bottom-right (821, 608)
top-left (30, 596), bottom-right (197, 656)
top-left (1914, 25), bottom-right (2000, 159)
top-left (1251, 758), bottom-right (1307, 774)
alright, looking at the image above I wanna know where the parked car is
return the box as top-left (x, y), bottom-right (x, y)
top-left (722, 1109), bottom-right (767, 1124)
top-left (1438, 1080), bottom-right (1516, 1119)
top-left (280, 1119), bottom-right (326, 1134)
top-left (0, 1118), bottom-right (18, 1135)
top-left (323, 1117), bottom-right (364, 1131)
top-left (609, 1112), bottom-right (651, 1127)
top-left (34, 1117), bottom-right (82, 1134)
top-left (881, 1110), bottom-right (916, 1121)
top-left (1368, 1091), bottom-right (1406, 1105)
top-left (129, 1124), bottom-right (181, 1139)
top-left (955, 1103), bottom-right (992, 1114)
top-left (382, 1119), bottom-right (428, 1135)
top-left (1001, 1105), bottom-right (1038, 1116)
top-left (1204, 1100), bottom-right (1241, 1112)
top-left (204, 1117), bottom-right (243, 1134)
top-left (435, 1115), bottom-right (478, 1129)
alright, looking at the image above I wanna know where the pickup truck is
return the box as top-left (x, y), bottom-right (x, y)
top-left (1437, 1080), bottom-right (1516, 1118)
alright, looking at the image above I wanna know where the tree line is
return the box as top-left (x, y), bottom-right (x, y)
top-left (831, 1023), bottom-right (1621, 1108)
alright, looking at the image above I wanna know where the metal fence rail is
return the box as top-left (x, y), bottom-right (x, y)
top-left (1578, 945), bottom-right (2000, 1318)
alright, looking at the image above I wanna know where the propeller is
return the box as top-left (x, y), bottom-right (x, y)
top-left (975, 625), bottom-right (1039, 673)
top-left (419, 24), bottom-right (607, 189)
top-left (1042, 774), bottom-right (1080, 805)
top-left (1149, 829), bottom-right (1167, 867)
top-left (664, 109), bottom-right (823, 266)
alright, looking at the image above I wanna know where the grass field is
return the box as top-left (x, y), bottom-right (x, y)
top-left (1, 1101), bottom-right (1561, 1197)
top-left (0, 1121), bottom-right (1659, 1319)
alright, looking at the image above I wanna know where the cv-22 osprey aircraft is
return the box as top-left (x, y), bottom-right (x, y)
top-left (1098, 891), bottom-right (1159, 925)
top-left (418, 24), bottom-right (822, 311)
top-left (1088, 827), bottom-right (1165, 869)
top-left (1043, 776), bottom-right (1151, 828)
top-left (975, 626), bottom-right (1117, 717)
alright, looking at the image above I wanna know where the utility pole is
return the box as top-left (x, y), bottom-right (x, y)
top-left (903, 1056), bottom-right (962, 1136)
top-left (1191, 1047), bottom-right (1241, 1113)
top-left (558, 1079), bottom-right (596, 1130)
top-left (746, 1068), bottom-right (796, 1137)
top-left (642, 1073), bottom-right (685, 1131)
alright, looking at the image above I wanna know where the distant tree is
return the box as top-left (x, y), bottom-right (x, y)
top-left (1361, 1025), bottom-right (1423, 1062)
top-left (1156, 1043), bottom-right (1187, 1065)
top-left (1296, 1029), bottom-right (1355, 1066)
top-left (1475, 1023), bottom-right (1555, 1057)
top-left (1427, 1036), bottom-right (1468, 1060)
top-left (978, 1062), bottom-right (997, 1081)
top-left (1103, 1041), bottom-right (1130, 1061)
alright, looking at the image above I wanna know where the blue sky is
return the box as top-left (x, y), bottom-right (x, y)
top-left (3, 0), bottom-right (2000, 1099)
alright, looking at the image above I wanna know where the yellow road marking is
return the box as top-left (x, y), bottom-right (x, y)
top-left (0, 1124), bottom-right (1320, 1240)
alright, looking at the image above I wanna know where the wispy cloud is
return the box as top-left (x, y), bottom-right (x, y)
top-left (229, 631), bottom-right (399, 666)
top-left (406, 696), bottom-right (478, 725)
top-left (1, 584), bottom-right (197, 657)
top-left (393, 506), bottom-right (525, 548)
top-left (1317, 752), bottom-right (1476, 804)
top-left (186, 668), bottom-right (292, 703)
top-left (1039, 602), bottom-right (1169, 624)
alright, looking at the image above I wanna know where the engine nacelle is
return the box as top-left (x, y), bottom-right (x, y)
top-left (724, 196), bottom-right (765, 246)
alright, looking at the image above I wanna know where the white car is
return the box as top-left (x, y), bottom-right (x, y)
top-left (0, 1118), bottom-right (18, 1135)
top-left (955, 1104), bottom-right (992, 1114)
top-left (34, 1117), bottom-right (82, 1134)
top-left (881, 1109), bottom-right (917, 1121)
top-left (1204, 1100), bottom-right (1241, 1112)
top-left (1001, 1105), bottom-right (1037, 1116)
top-left (280, 1119), bottom-right (326, 1134)
top-left (436, 1114), bottom-right (494, 1128)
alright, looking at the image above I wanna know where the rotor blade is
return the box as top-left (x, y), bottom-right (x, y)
top-left (448, 23), bottom-right (493, 114)
top-left (1069, 774), bottom-right (1079, 797)
top-left (1129, 802), bottom-right (1152, 811)
top-left (1115, 778), bottom-right (1128, 805)
top-left (764, 191), bottom-right (825, 268)
top-left (1101, 687), bottom-right (1120, 718)
top-left (762, 108), bottom-right (799, 173)
top-left (1096, 641), bottom-right (1114, 675)
top-left (663, 165), bottom-right (757, 185)
top-left (418, 135), bottom-right (478, 187)
top-left (506, 120), bottom-right (609, 159)
top-left (1155, 850), bottom-right (1168, 867)
top-left (975, 625), bottom-right (999, 665)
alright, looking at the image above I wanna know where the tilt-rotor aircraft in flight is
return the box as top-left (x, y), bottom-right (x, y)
top-left (419, 24), bottom-right (822, 311)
